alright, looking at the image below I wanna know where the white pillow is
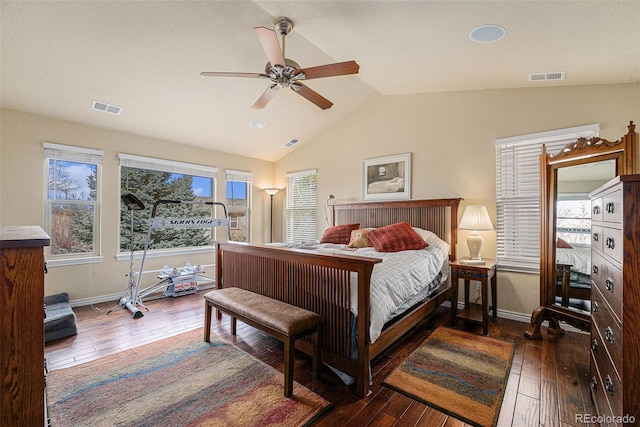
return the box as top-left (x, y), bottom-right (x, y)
top-left (412, 227), bottom-right (450, 254)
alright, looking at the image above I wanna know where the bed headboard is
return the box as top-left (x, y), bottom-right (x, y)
top-left (330, 198), bottom-right (462, 261)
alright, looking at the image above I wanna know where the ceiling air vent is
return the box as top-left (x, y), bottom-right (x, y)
top-left (283, 138), bottom-right (300, 148)
top-left (528, 72), bottom-right (566, 82)
top-left (91, 99), bottom-right (122, 115)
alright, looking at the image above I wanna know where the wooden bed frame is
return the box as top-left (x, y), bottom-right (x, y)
top-left (215, 198), bottom-right (462, 397)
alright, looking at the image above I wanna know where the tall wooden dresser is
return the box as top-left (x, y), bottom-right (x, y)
top-left (1, 226), bottom-right (50, 427)
top-left (589, 175), bottom-right (640, 426)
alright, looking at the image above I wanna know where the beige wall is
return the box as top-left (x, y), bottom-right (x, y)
top-left (0, 109), bottom-right (275, 302)
top-left (274, 82), bottom-right (640, 317)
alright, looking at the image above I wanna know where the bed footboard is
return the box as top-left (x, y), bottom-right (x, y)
top-left (215, 241), bottom-right (381, 396)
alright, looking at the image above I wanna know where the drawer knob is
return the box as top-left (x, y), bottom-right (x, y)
top-left (591, 339), bottom-right (598, 352)
top-left (605, 202), bottom-right (615, 214)
top-left (605, 326), bottom-right (615, 344)
top-left (593, 233), bottom-right (599, 242)
top-left (605, 278), bottom-right (614, 292)
top-left (591, 376), bottom-right (598, 391)
top-left (604, 375), bottom-right (614, 396)
top-left (606, 237), bottom-right (615, 249)
top-left (592, 265), bottom-right (599, 275)
top-left (593, 206), bottom-right (601, 215)
top-left (592, 301), bottom-right (599, 313)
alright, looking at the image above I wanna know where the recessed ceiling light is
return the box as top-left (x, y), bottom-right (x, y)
top-left (249, 120), bottom-right (266, 129)
top-left (469, 25), bottom-right (505, 43)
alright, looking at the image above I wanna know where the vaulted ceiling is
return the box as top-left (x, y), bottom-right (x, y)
top-left (2, 1), bottom-right (639, 161)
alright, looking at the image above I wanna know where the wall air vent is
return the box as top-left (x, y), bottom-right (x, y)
top-left (528, 72), bottom-right (566, 82)
top-left (283, 138), bottom-right (300, 148)
top-left (91, 99), bottom-right (123, 115)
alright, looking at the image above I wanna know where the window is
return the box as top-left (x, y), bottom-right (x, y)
top-left (225, 170), bottom-right (252, 242)
top-left (495, 124), bottom-right (598, 272)
top-left (286, 169), bottom-right (317, 243)
top-left (556, 197), bottom-right (592, 245)
top-left (44, 142), bottom-right (103, 264)
top-left (119, 154), bottom-right (217, 253)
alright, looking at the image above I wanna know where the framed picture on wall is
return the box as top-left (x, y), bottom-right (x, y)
top-left (362, 153), bottom-right (411, 200)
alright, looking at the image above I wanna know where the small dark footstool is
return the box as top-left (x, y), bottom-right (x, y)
top-left (44, 292), bottom-right (77, 343)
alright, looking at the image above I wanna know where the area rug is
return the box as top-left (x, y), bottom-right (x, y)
top-left (46, 329), bottom-right (331, 427)
top-left (382, 326), bottom-right (515, 427)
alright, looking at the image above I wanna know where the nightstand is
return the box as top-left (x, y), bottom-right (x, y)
top-left (450, 258), bottom-right (498, 335)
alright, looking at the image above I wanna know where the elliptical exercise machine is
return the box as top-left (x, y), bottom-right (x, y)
top-left (108, 197), bottom-right (230, 319)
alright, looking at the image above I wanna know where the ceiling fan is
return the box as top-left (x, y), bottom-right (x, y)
top-left (200, 17), bottom-right (359, 110)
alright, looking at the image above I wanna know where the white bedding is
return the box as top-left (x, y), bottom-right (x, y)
top-left (556, 243), bottom-right (591, 276)
top-left (308, 229), bottom-right (450, 343)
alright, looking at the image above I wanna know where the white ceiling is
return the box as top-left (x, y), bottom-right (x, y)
top-left (2, 1), bottom-right (639, 162)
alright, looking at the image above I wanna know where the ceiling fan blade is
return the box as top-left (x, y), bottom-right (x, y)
top-left (252, 85), bottom-right (279, 110)
top-left (297, 60), bottom-right (359, 80)
top-left (254, 26), bottom-right (285, 67)
top-left (292, 83), bottom-right (333, 110)
top-left (200, 72), bottom-right (266, 78)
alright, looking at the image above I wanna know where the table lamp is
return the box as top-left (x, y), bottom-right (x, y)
top-left (458, 205), bottom-right (494, 265)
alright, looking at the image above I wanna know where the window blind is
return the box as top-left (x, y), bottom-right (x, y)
top-left (495, 124), bottom-right (598, 272)
top-left (225, 169), bottom-right (253, 182)
top-left (118, 153), bottom-right (217, 177)
top-left (44, 142), bottom-right (103, 165)
top-left (285, 169), bottom-right (317, 243)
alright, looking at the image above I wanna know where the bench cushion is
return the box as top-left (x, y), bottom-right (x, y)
top-left (204, 288), bottom-right (322, 336)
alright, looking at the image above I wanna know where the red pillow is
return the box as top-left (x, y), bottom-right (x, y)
top-left (319, 223), bottom-right (360, 244)
top-left (367, 222), bottom-right (428, 252)
top-left (557, 237), bottom-right (573, 249)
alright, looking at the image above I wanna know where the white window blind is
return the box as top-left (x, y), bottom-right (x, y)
top-left (225, 169), bottom-right (253, 182)
top-left (118, 153), bottom-right (217, 177)
top-left (495, 124), bottom-right (598, 272)
top-left (286, 169), bottom-right (317, 243)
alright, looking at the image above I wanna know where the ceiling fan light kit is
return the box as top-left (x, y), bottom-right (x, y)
top-left (201, 17), bottom-right (359, 110)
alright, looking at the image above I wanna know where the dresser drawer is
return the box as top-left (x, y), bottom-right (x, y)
top-left (592, 196), bottom-right (603, 221)
top-left (602, 226), bottom-right (623, 265)
top-left (592, 225), bottom-right (604, 254)
top-left (590, 354), bottom-right (618, 427)
top-left (603, 189), bottom-right (623, 224)
top-left (591, 251), bottom-right (622, 321)
top-left (591, 289), bottom-right (622, 379)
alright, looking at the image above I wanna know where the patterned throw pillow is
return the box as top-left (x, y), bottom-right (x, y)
top-left (348, 228), bottom-right (375, 248)
top-left (367, 222), bottom-right (428, 252)
top-left (319, 223), bottom-right (360, 244)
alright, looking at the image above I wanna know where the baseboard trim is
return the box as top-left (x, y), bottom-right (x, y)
top-left (69, 283), bottom-right (216, 308)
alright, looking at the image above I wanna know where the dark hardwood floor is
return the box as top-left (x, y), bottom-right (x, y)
top-left (45, 291), bottom-right (596, 426)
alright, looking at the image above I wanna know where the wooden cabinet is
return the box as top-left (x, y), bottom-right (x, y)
top-left (1, 226), bottom-right (50, 427)
top-left (589, 175), bottom-right (640, 426)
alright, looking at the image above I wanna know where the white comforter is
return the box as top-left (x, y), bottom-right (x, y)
top-left (556, 243), bottom-right (591, 276)
top-left (311, 239), bottom-right (449, 343)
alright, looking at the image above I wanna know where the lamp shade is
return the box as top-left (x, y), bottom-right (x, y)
top-left (263, 188), bottom-right (280, 196)
top-left (459, 205), bottom-right (494, 231)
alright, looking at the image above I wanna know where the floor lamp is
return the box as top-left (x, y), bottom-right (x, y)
top-left (264, 188), bottom-right (280, 243)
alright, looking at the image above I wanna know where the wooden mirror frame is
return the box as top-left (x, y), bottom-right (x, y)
top-left (524, 121), bottom-right (637, 339)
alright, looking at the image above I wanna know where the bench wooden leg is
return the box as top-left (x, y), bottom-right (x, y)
top-left (204, 302), bottom-right (212, 342)
top-left (283, 337), bottom-right (295, 398)
top-left (311, 328), bottom-right (320, 380)
top-left (231, 317), bottom-right (237, 335)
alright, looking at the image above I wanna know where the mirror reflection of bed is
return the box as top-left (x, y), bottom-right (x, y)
top-left (554, 160), bottom-right (616, 314)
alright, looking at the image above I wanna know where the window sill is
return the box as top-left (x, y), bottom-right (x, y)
top-left (496, 262), bottom-right (539, 274)
top-left (115, 246), bottom-right (215, 262)
top-left (46, 256), bottom-right (104, 267)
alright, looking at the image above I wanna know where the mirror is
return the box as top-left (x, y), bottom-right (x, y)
top-left (525, 121), bottom-right (637, 339)
top-left (554, 161), bottom-right (616, 313)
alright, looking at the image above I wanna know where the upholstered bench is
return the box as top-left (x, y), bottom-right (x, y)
top-left (203, 287), bottom-right (323, 397)
top-left (44, 292), bottom-right (77, 343)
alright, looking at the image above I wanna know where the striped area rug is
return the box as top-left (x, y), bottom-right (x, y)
top-left (383, 326), bottom-right (515, 427)
top-left (46, 329), bottom-right (331, 427)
